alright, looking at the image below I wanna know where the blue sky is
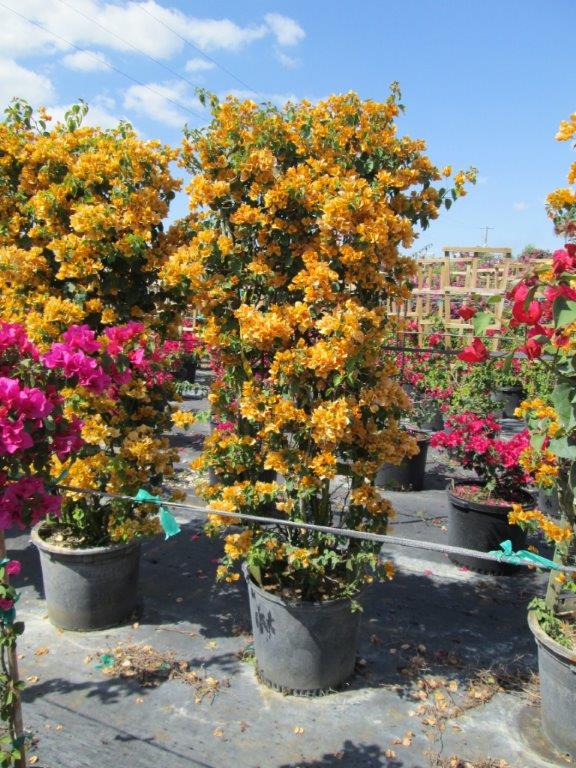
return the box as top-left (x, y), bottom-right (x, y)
top-left (1, 0), bottom-right (575, 255)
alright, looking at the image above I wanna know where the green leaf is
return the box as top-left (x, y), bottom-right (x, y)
top-left (553, 297), bottom-right (576, 329)
top-left (549, 436), bottom-right (576, 460)
top-left (530, 432), bottom-right (546, 451)
top-left (551, 381), bottom-right (576, 431)
top-left (472, 311), bottom-right (492, 335)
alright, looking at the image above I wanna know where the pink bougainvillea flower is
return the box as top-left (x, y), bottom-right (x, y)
top-left (0, 598), bottom-right (14, 611)
top-left (62, 325), bottom-right (101, 354)
top-left (0, 420), bottom-right (34, 455)
top-left (17, 387), bottom-right (53, 420)
top-left (6, 560), bottom-right (21, 576)
top-left (458, 337), bottom-right (489, 363)
top-left (0, 323), bottom-right (38, 359)
top-left (0, 377), bottom-right (20, 406)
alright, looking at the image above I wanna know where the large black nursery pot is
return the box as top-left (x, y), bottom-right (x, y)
top-left (375, 432), bottom-right (430, 491)
top-left (529, 610), bottom-right (576, 757)
top-left (32, 524), bottom-right (141, 631)
top-left (244, 566), bottom-right (362, 695)
top-left (447, 481), bottom-right (532, 575)
top-left (492, 385), bottom-right (525, 419)
top-left (175, 357), bottom-right (197, 385)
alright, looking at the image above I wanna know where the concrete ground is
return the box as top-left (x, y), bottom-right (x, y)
top-left (6, 387), bottom-right (571, 768)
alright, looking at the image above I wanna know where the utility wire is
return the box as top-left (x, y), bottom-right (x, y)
top-left (53, 0), bottom-right (212, 102)
top-left (136, 3), bottom-right (260, 97)
top-left (0, 1), bottom-right (207, 122)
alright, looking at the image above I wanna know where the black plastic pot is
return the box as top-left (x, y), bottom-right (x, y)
top-left (32, 524), bottom-right (141, 631)
top-left (244, 566), bottom-right (362, 694)
top-left (175, 359), bottom-right (197, 384)
top-left (492, 386), bottom-right (525, 419)
top-left (529, 610), bottom-right (576, 757)
top-left (447, 481), bottom-right (531, 575)
top-left (375, 434), bottom-right (430, 491)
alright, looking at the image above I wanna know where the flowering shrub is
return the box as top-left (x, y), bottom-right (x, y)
top-left (162, 88), bottom-right (475, 599)
top-left (456, 113), bottom-right (576, 644)
top-left (41, 323), bottom-right (185, 545)
top-left (0, 323), bottom-right (81, 528)
top-left (430, 412), bottom-right (531, 501)
top-left (0, 100), bottom-right (182, 341)
top-left (0, 322), bottom-right (84, 765)
top-left (0, 100), bottom-right (197, 546)
top-left (397, 329), bottom-right (454, 426)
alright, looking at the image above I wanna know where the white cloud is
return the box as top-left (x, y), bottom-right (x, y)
top-left (184, 57), bottom-right (215, 73)
top-left (0, 58), bottom-right (55, 107)
top-left (62, 49), bottom-right (111, 72)
top-left (179, 17), bottom-right (267, 51)
top-left (276, 49), bottom-right (300, 68)
top-left (0, 1), bottom-right (274, 59)
top-left (123, 80), bottom-right (204, 128)
top-left (513, 201), bottom-right (529, 211)
top-left (265, 13), bottom-right (305, 46)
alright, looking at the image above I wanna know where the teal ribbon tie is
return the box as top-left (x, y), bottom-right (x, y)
top-left (489, 539), bottom-right (562, 571)
top-left (134, 489), bottom-right (181, 540)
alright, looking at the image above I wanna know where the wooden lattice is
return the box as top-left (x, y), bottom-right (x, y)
top-left (388, 246), bottom-right (540, 348)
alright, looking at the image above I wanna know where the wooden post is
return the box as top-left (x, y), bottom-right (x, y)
top-left (0, 532), bottom-right (26, 768)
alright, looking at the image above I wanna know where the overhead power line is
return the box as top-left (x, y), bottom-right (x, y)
top-left (53, 0), bottom-right (213, 101)
top-left (136, 3), bottom-right (260, 97)
top-left (0, 0), bottom-right (207, 122)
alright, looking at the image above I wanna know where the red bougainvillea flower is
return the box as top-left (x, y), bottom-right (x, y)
top-left (521, 337), bottom-right (543, 360)
top-left (458, 337), bottom-right (489, 363)
top-left (512, 297), bottom-right (542, 326)
top-left (458, 306), bottom-right (476, 321)
top-left (552, 245), bottom-right (576, 275)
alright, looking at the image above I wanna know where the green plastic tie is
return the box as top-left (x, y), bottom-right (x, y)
top-left (95, 653), bottom-right (116, 670)
top-left (134, 489), bottom-right (181, 539)
top-left (489, 540), bottom-right (562, 571)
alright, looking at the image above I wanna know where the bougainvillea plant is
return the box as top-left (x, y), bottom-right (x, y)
top-left (459, 113), bottom-right (576, 645)
top-left (430, 412), bottom-right (532, 502)
top-left (0, 100), bottom-right (196, 546)
top-left (0, 322), bottom-right (83, 766)
top-left (0, 100), bottom-right (182, 340)
top-left (162, 87), bottom-right (475, 600)
top-left (42, 322), bottom-right (189, 547)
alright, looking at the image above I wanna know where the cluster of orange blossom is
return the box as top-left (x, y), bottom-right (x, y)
top-left (161, 87), bottom-right (475, 599)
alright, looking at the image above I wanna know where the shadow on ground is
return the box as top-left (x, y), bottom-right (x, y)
top-left (278, 741), bottom-right (408, 768)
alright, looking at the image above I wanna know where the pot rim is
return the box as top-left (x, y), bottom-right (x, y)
top-left (31, 522), bottom-right (141, 557)
top-left (447, 480), bottom-right (534, 514)
top-left (528, 609), bottom-right (576, 663)
top-left (242, 563), bottom-right (362, 610)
